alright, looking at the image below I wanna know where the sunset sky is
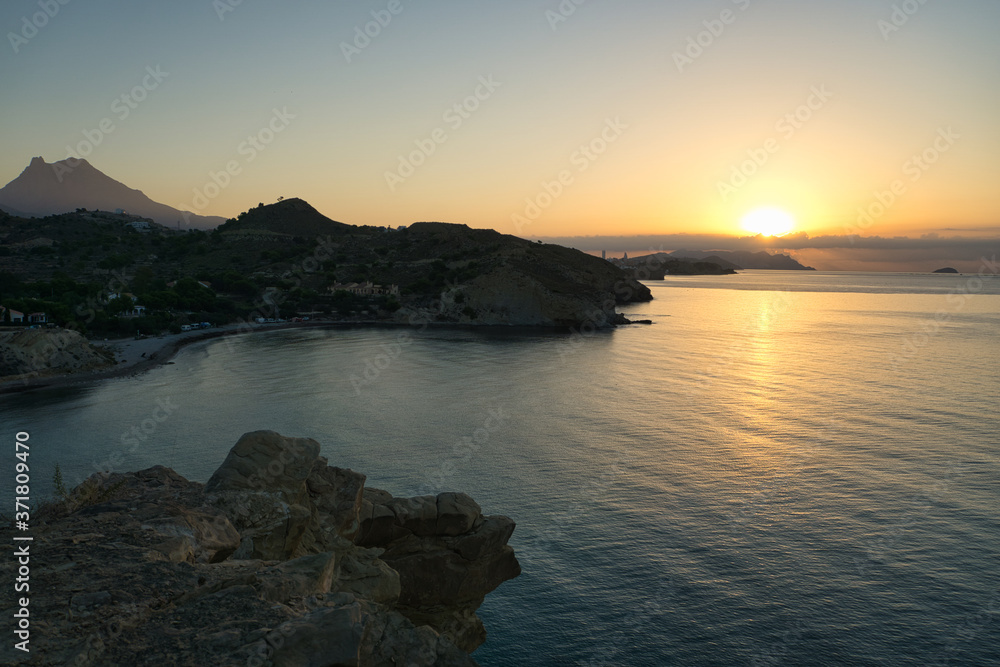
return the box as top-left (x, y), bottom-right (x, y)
top-left (2, 0), bottom-right (998, 269)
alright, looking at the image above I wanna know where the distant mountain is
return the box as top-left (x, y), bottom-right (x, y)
top-left (618, 254), bottom-right (737, 277)
top-left (669, 249), bottom-right (815, 270)
top-left (216, 198), bottom-right (352, 238)
top-left (694, 255), bottom-right (742, 271)
top-left (0, 157), bottom-right (225, 229)
top-left (0, 202), bottom-right (31, 218)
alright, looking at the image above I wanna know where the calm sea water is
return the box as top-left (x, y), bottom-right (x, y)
top-left (3, 271), bottom-right (999, 666)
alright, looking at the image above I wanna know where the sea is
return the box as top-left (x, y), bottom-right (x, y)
top-left (3, 270), bottom-right (999, 666)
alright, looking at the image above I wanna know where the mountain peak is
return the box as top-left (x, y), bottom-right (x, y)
top-left (0, 156), bottom-right (225, 229)
top-left (218, 197), bottom-right (349, 237)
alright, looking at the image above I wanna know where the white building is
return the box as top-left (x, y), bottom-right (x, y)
top-left (1, 306), bottom-right (25, 323)
top-left (330, 281), bottom-right (400, 297)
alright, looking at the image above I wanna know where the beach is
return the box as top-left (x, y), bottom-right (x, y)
top-left (0, 320), bottom-right (333, 394)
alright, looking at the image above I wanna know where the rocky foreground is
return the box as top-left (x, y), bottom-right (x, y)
top-left (4, 431), bottom-right (520, 666)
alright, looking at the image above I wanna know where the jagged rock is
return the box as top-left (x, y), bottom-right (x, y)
top-left (436, 492), bottom-right (481, 537)
top-left (210, 488), bottom-right (314, 560)
top-left (206, 430), bottom-right (321, 504)
top-left (305, 459), bottom-right (366, 544)
top-left (355, 489), bottom-right (521, 652)
top-left (258, 552), bottom-right (339, 603)
top-left (387, 539), bottom-right (520, 608)
top-left (333, 544), bottom-right (401, 606)
top-left (262, 603), bottom-right (366, 666)
top-left (388, 494), bottom-right (440, 536)
top-left (242, 596), bottom-right (477, 667)
top-left (141, 507), bottom-right (241, 563)
top-left (10, 432), bottom-right (519, 665)
top-left (357, 488), bottom-right (410, 546)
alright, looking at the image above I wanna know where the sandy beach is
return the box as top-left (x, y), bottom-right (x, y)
top-left (0, 320), bottom-right (334, 394)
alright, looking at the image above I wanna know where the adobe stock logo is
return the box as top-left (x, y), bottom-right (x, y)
top-left (844, 127), bottom-right (959, 241)
top-left (55, 66), bottom-right (170, 182)
top-left (384, 75), bottom-right (502, 192)
top-left (877, 0), bottom-right (930, 40)
top-left (7, 0), bottom-right (72, 54)
top-left (340, 0), bottom-right (406, 63)
top-left (717, 85), bottom-right (833, 201)
top-left (672, 0), bottom-right (752, 73)
top-left (179, 107), bottom-right (296, 221)
top-left (512, 117), bottom-right (627, 233)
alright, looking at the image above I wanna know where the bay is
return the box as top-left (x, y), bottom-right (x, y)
top-left (3, 270), bottom-right (999, 666)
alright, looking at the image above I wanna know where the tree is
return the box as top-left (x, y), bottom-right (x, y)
top-left (106, 295), bottom-right (135, 316)
top-left (132, 266), bottom-right (155, 294)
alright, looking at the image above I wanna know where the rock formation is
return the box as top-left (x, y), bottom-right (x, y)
top-left (0, 328), bottom-right (115, 381)
top-left (7, 431), bottom-right (520, 665)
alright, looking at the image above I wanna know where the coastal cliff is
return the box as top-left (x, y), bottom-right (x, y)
top-left (10, 431), bottom-right (519, 665)
top-left (0, 328), bottom-right (114, 381)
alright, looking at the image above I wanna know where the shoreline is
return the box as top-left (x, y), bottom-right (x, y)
top-left (0, 317), bottom-right (615, 395)
top-left (0, 320), bottom-right (337, 394)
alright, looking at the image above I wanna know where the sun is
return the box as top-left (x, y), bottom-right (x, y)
top-left (740, 208), bottom-right (795, 237)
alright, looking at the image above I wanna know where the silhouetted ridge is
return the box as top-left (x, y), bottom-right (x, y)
top-left (217, 198), bottom-right (352, 237)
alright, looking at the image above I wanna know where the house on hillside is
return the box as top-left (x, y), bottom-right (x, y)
top-left (330, 281), bottom-right (399, 297)
top-left (28, 312), bottom-right (47, 324)
top-left (128, 220), bottom-right (151, 232)
top-left (1, 306), bottom-right (25, 323)
top-left (106, 293), bottom-right (146, 318)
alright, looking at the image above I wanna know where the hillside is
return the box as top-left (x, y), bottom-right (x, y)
top-left (0, 157), bottom-right (225, 229)
top-left (216, 198), bottom-right (352, 238)
top-left (0, 198), bottom-right (651, 334)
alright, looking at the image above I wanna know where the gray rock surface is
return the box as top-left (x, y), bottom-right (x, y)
top-left (3, 432), bottom-right (519, 665)
top-left (0, 328), bottom-right (115, 380)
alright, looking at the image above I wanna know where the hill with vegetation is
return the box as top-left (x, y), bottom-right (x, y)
top-left (0, 199), bottom-right (652, 337)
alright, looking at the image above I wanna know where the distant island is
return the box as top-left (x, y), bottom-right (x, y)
top-left (933, 267), bottom-right (959, 273)
top-left (610, 249), bottom-right (814, 279)
top-left (665, 249), bottom-right (815, 271)
top-left (613, 254), bottom-right (737, 278)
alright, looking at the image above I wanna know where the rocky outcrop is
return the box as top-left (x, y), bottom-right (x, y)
top-left (429, 266), bottom-right (624, 327)
top-left (9, 431), bottom-right (519, 665)
top-left (0, 328), bottom-right (115, 380)
top-left (371, 221), bottom-right (652, 328)
top-left (356, 489), bottom-right (521, 651)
